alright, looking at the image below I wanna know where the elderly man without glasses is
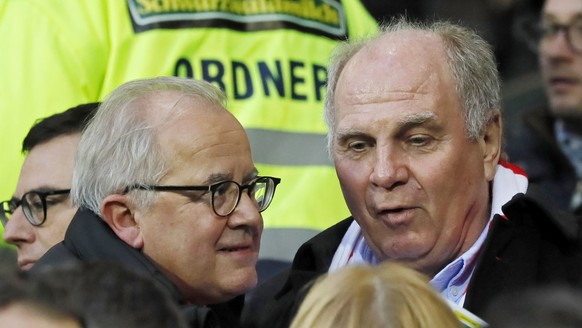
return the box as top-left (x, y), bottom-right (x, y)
top-left (242, 17), bottom-right (582, 328)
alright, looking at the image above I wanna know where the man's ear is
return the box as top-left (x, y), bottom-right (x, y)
top-left (100, 194), bottom-right (144, 249)
top-left (481, 109), bottom-right (502, 182)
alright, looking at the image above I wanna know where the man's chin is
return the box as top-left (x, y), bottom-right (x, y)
top-left (551, 107), bottom-right (582, 128)
top-left (19, 261), bottom-right (35, 271)
top-left (549, 97), bottom-right (582, 118)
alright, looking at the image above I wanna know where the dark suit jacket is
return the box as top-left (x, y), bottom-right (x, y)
top-left (242, 192), bottom-right (582, 328)
top-left (505, 107), bottom-right (577, 212)
top-left (33, 207), bottom-right (244, 328)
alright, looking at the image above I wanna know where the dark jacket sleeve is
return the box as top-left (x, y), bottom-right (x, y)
top-left (464, 191), bottom-right (582, 316)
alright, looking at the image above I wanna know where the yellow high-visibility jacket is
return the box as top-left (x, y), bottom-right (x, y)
top-left (0, 0), bottom-right (378, 255)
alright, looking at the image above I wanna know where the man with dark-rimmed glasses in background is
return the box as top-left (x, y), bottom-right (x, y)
top-left (507, 0), bottom-right (582, 214)
top-left (1, 103), bottom-right (98, 270)
top-left (31, 76), bottom-right (280, 328)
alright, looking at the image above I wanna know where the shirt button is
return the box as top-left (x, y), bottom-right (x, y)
top-left (451, 287), bottom-right (459, 297)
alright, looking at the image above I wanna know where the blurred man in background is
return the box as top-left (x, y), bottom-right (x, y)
top-left (506, 0), bottom-right (582, 214)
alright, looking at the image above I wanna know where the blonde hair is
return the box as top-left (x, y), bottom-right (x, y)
top-left (290, 263), bottom-right (461, 328)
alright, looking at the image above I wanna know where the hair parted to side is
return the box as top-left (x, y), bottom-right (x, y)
top-left (22, 102), bottom-right (99, 153)
top-left (290, 263), bottom-right (461, 328)
top-left (324, 16), bottom-right (501, 153)
top-left (72, 76), bottom-right (227, 215)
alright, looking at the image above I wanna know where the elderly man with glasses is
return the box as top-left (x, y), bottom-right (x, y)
top-left (1, 103), bottom-right (98, 270)
top-left (31, 77), bottom-right (280, 328)
top-left (507, 0), bottom-right (582, 214)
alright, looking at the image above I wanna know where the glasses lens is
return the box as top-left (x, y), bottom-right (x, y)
top-left (212, 181), bottom-right (239, 216)
top-left (252, 178), bottom-right (275, 212)
top-left (0, 201), bottom-right (13, 226)
top-left (569, 22), bottom-right (582, 53)
top-left (22, 192), bottom-right (45, 226)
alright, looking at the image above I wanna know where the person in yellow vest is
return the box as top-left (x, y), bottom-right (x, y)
top-left (0, 1), bottom-right (378, 266)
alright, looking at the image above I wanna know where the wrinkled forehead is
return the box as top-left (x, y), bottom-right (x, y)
top-left (359, 31), bottom-right (445, 77)
top-left (16, 134), bottom-right (80, 196)
top-left (133, 90), bottom-right (218, 125)
top-left (335, 31), bottom-right (454, 108)
top-left (127, 90), bottom-right (252, 180)
top-left (157, 100), bottom-right (251, 172)
top-left (543, 0), bottom-right (582, 19)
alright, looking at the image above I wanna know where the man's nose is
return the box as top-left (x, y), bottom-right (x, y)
top-left (2, 207), bottom-right (35, 245)
top-left (226, 192), bottom-right (263, 230)
top-left (369, 146), bottom-right (410, 190)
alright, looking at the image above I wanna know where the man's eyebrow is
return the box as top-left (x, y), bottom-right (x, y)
top-left (24, 186), bottom-right (65, 194)
top-left (396, 111), bottom-right (437, 130)
top-left (543, 12), bottom-right (582, 22)
top-left (203, 169), bottom-right (258, 185)
top-left (204, 173), bottom-right (233, 185)
top-left (9, 186), bottom-right (62, 201)
top-left (244, 169), bottom-right (259, 183)
top-left (335, 128), bottom-right (371, 143)
top-left (335, 111), bottom-right (438, 142)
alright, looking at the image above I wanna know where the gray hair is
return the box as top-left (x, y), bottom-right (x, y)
top-left (72, 76), bottom-right (227, 215)
top-left (324, 17), bottom-right (501, 152)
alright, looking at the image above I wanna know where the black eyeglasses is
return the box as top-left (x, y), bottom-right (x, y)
top-left (124, 176), bottom-right (281, 217)
top-left (516, 16), bottom-right (582, 54)
top-left (0, 189), bottom-right (71, 227)
top-left (539, 20), bottom-right (582, 54)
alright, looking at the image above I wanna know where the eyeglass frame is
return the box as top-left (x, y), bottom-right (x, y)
top-left (0, 189), bottom-right (71, 227)
top-left (123, 176), bottom-right (281, 217)
top-left (538, 20), bottom-right (582, 54)
top-left (515, 14), bottom-right (582, 55)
